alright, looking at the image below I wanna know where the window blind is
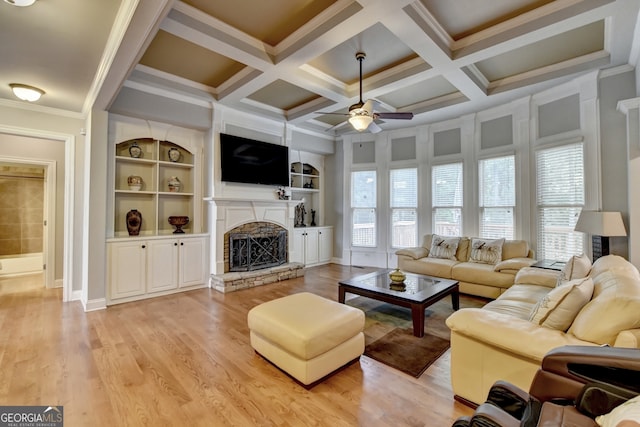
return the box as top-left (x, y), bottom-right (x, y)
top-left (390, 168), bottom-right (417, 247)
top-left (536, 142), bottom-right (584, 260)
top-left (432, 163), bottom-right (463, 236)
top-left (479, 155), bottom-right (515, 239)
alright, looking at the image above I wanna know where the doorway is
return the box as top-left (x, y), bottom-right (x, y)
top-left (0, 159), bottom-right (56, 289)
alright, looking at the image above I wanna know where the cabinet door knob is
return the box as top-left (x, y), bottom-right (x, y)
top-left (174, 242), bottom-right (178, 246)
top-left (180, 242), bottom-right (184, 246)
top-left (141, 245), bottom-right (146, 249)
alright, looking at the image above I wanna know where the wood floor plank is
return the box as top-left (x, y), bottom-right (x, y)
top-left (0, 265), bottom-right (475, 426)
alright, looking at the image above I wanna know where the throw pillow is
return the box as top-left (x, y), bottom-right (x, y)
top-left (529, 277), bottom-right (594, 331)
top-left (469, 238), bottom-right (505, 265)
top-left (558, 253), bottom-right (592, 284)
top-left (427, 235), bottom-right (460, 260)
top-left (596, 395), bottom-right (640, 427)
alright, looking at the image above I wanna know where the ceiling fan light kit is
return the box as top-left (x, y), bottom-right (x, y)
top-left (9, 83), bottom-right (45, 102)
top-left (349, 114), bottom-right (373, 131)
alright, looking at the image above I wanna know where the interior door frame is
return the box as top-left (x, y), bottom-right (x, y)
top-left (0, 125), bottom-right (75, 302)
top-left (0, 156), bottom-right (56, 289)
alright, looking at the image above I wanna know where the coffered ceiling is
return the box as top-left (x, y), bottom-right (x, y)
top-left (1, 0), bottom-right (639, 135)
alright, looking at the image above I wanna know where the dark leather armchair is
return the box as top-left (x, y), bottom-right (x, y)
top-left (452, 345), bottom-right (640, 427)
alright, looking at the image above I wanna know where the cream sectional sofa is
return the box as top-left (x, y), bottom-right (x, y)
top-left (445, 254), bottom-right (640, 406)
top-left (396, 234), bottom-right (536, 298)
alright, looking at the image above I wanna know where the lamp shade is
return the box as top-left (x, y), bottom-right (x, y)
top-left (574, 211), bottom-right (627, 236)
top-left (349, 114), bottom-right (373, 131)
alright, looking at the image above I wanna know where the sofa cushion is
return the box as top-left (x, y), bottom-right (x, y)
top-left (403, 257), bottom-right (459, 279)
top-left (529, 277), bottom-right (594, 331)
top-left (515, 267), bottom-right (560, 288)
top-left (591, 255), bottom-right (640, 296)
top-left (428, 235), bottom-right (460, 260)
top-left (502, 240), bottom-right (530, 260)
top-left (568, 275), bottom-right (640, 345)
top-left (469, 238), bottom-right (505, 265)
top-left (558, 253), bottom-right (591, 283)
top-left (494, 257), bottom-right (537, 274)
top-left (483, 283), bottom-right (556, 321)
top-left (452, 262), bottom-right (516, 289)
top-left (497, 283), bottom-right (553, 306)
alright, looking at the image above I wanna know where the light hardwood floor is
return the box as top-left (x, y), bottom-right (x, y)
top-left (0, 265), bottom-right (474, 426)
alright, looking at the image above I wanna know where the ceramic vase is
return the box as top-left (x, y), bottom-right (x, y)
top-left (129, 141), bottom-right (142, 158)
top-left (126, 209), bottom-right (142, 236)
top-left (168, 176), bottom-right (181, 192)
top-left (168, 147), bottom-right (180, 162)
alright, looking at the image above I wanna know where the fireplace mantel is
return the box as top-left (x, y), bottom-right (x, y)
top-left (205, 197), bottom-right (301, 275)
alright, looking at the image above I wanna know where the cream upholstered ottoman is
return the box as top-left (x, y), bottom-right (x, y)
top-left (247, 292), bottom-right (365, 387)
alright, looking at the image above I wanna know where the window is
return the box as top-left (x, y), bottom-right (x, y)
top-left (351, 170), bottom-right (376, 247)
top-left (390, 168), bottom-right (417, 248)
top-left (479, 155), bottom-right (515, 239)
top-left (536, 143), bottom-right (584, 260)
top-left (432, 163), bottom-right (463, 236)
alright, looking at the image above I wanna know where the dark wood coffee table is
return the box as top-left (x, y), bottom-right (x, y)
top-left (338, 269), bottom-right (459, 338)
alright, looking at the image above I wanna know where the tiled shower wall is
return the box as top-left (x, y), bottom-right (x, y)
top-left (0, 166), bottom-right (44, 257)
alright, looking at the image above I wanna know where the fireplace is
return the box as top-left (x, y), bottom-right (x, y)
top-left (227, 222), bottom-right (287, 272)
top-left (206, 197), bottom-right (304, 292)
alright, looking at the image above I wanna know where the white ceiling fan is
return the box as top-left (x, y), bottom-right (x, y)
top-left (317, 52), bottom-right (414, 133)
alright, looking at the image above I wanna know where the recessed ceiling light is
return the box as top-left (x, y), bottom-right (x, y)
top-left (3, 0), bottom-right (37, 6)
top-left (9, 84), bottom-right (45, 102)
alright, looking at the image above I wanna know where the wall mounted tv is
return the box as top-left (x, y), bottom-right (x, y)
top-left (220, 133), bottom-right (289, 187)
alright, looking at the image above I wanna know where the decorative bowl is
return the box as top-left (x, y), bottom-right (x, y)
top-left (127, 175), bottom-right (143, 191)
top-left (168, 216), bottom-right (189, 234)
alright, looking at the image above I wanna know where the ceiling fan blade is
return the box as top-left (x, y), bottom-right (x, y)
top-left (315, 111), bottom-right (349, 116)
top-left (367, 121), bottom-right (382, 134)
top-left (362, 99), bottom-right (374, 115)
top-left (325, 120), bottom-right (350, 132)
top-left (375, 112), bottom-right (414, 120)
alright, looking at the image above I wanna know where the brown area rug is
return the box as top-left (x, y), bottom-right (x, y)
top-left (346, 294), bottom-right (487, 377)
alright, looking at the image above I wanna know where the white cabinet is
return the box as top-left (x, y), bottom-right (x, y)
top-left (318, 227), bottom-right (333, 263)
top-left (108, 235), bottom-right (208, 304)
top-left (178, 237), bottom-right (207, 287)
top-left (147, 239), bottom-right (179, 293)
top-left (292, 226), bottom-right (332, 266)
top-left (108, 240), bottom-right (147, 300)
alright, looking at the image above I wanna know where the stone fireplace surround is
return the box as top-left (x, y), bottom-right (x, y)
top-left (206, 198), bottom-right (304, 292)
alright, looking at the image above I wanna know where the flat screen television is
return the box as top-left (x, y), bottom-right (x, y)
top-left (220, 133), bottom-right (289, 187)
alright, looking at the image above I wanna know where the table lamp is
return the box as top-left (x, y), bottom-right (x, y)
top-left (574, 211), bottom-right (627, 261)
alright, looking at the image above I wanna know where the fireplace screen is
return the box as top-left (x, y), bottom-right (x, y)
top-left (229, 230), bottom-right (287, 272)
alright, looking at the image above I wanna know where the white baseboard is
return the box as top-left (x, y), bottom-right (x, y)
top-left (83, 297), bottom-right (106, 312)
top-left (71, 290), bottom-right (82, 301)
